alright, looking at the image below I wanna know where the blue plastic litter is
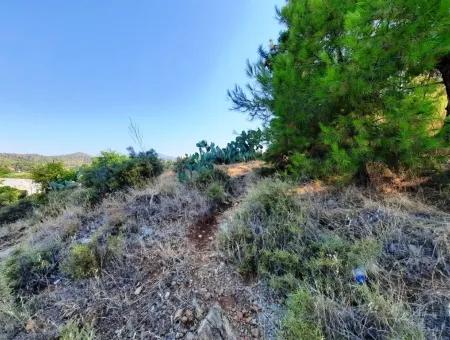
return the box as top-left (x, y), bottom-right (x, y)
top-left (352, 267), bottom-right (367, 285)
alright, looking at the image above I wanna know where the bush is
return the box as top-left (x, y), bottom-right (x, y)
top-left (62, 243), bottom-right (99, 279)
top-left (0, 166), bottom-right (10, 177)
top-left (62, 235), bottom-right (122, 279)
top-left (60, 320), bottom-right (95, 340)
top-left (81, 148), bottom-right (163, 197)
top-left (31, 162), bottom-right (77, 193)
top-left (1, 244), bottom-right (59, 295)
top-left (280, 289), bottom-right (323, 340)
top-left (206, 182), bottom-right (227, 205)
top-left (0, 186), bottom-right (26, 207)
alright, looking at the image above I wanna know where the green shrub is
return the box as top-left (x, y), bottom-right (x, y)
top-left (60, 320), bottom-right (96, 340)
top-left (0, 186), bottom-right (26, 207)
top-left (81, 148), bottom-right (163, 197)
top-left (1, 244), bottom-right (59, 295)
top-left (206, 182), bottom-right (227, 205)
top-left (62, 244), bottom-right (99, 279)
top-left (192, 168), bottom-right (230, 190)
top-left (31, 162), bottom-right (77, 193)
top-left (0, 166), bottom-right (10, 177)
top-left (280, 289), bottom-right (323, 340)
top-left (62, 236), bottom-right (122, 279)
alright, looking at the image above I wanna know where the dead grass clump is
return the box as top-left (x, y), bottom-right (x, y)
top-left (129, 175), bottom-right (210, 228)
top-left (220, 178), bottom-right (450, 338)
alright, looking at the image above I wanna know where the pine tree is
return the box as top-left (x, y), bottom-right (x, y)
top-left (230, 0), bottom-right (450, 179)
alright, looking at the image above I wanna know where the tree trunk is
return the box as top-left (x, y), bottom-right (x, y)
top-left (438, 54), bottom-right (450, 118)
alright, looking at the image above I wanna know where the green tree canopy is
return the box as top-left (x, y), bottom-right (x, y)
top-left (31, 162), bottom-right (77, 192)
top-left (230, 0), bottom-right (450, 180)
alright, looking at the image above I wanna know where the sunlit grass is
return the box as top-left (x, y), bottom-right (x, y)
top-left (0, 173), bottom-right (32, 179)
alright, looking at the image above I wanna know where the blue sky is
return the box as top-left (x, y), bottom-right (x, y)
top-left (0, 1), bottom-right (283, 157)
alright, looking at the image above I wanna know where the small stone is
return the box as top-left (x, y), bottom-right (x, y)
top-left (185, 309), bottom-right (194, 322)
top-left (25, 319), bottom-right (37, 333)
top-left (236, 311), bottom-right (244, 320)
top-left (174, 308), bottom-right (184, 320)
top-left (181, 316), bottom-right (188, 323)
top-left (251, 328), bottom-right (259, 338)
top-left (205, 292), bottom-right (212, 300)
top-left (176, 332), bottom-right (184, 339)
top-left (134, 286), bottom-right (143, 295)
top-left (198, 234), bottom-right (203, 238)
top-left (165, 291), bottom-right (170, 299)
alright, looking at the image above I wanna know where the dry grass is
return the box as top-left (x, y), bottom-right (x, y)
top-left (220, 178), bottom-right (450, 338)
top-left (217, 160), bottom-right (265, 178)
top-left (0, 170), bottom-right (264, 339)
top-left (2, 167), bottom-right (449, 339)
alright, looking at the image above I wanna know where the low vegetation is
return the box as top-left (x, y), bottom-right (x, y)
top-left (0, 187), bottom-right (26, 207)
top-left (220, 178), bottom-right (450, 338)
top-left (175, 129), bottom-right (264, 183)
top-left (31, 162), bottom-right (77, 193)
top-left (81, 148), bottom-right (163, 198)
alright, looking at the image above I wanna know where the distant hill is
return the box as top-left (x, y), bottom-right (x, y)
top-left (0, 152), bottom-right (92, 172)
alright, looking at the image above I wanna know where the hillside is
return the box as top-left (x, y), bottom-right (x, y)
top-left (0, 161), bottom-right (449, 339)
top-left (0, 153), bottom-right (92, 172)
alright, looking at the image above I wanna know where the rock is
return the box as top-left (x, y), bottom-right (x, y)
top-left (185, 309), bottom-right (194, 322)
top-left (165, 291), bottom-right (171, 299)
top-left (251, 328), bottom-right (259, 338)
top-left (176, 332), bottom-right (184, 339)
top-left (134, 286), bottom-right (143, 295)
top-left (25, 319), bottom-right (37, 333)
top-left (197, 304), bottom-right (236, 340)
top-left (174, 308), bottom-right (184, 321)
